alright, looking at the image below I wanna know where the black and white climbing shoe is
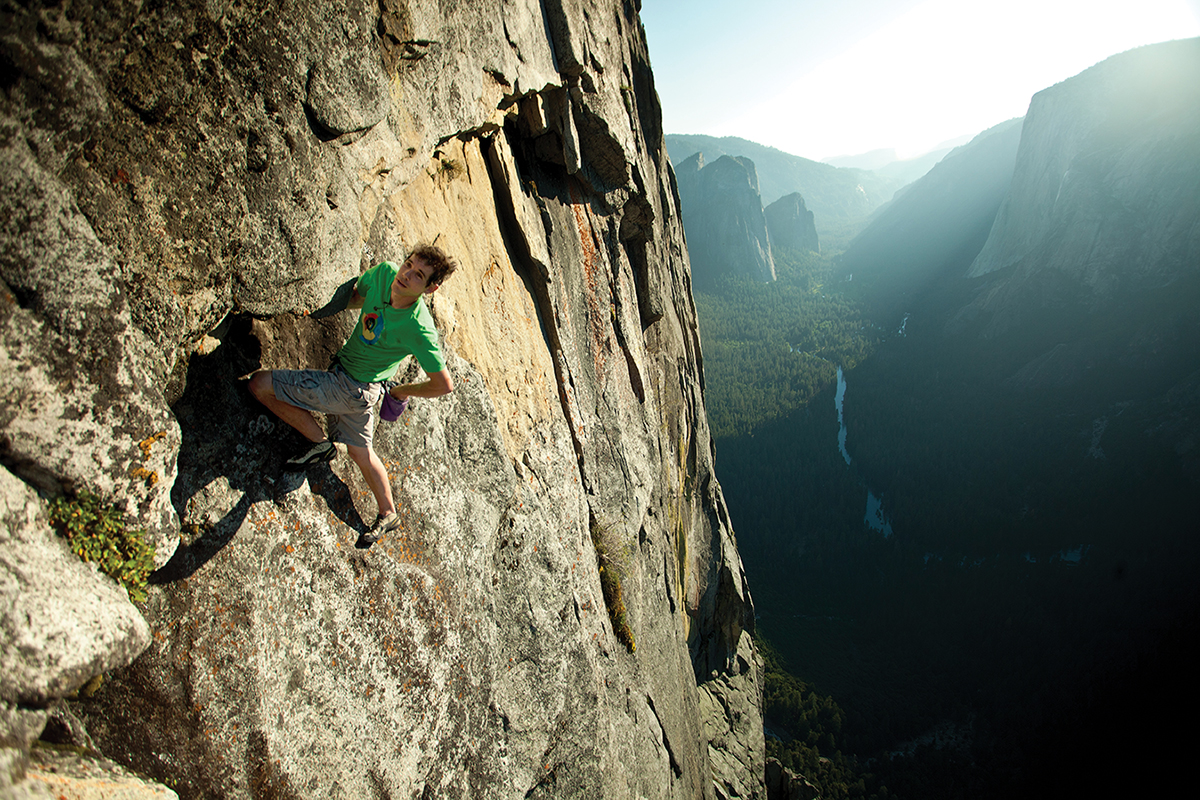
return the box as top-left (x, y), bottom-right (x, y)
top-left (285, 440), bottom-right (335, 468)
top-left (356, 512), bottom-right (401, 549)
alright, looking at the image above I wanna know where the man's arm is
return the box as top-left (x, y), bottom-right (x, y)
top-left (308, 277), bottom-right (361, 318)
top-left (389, 369), bottom-right (453, 399)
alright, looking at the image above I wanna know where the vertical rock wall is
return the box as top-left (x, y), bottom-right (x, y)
top-left (764, 193), bottom-right (820, 255)
top-left (674, 153), bottom-right (777, 287)
top-left (0, 1), bottom-right (762, 798)
top-left (965, 39), bottom-right (1200, 329)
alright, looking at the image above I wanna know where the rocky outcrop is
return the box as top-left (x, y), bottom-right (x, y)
top-left (1, 464), bottom-right (152, 797)
top-left (764, 758), bottom-right (819, 800)
top-left (963, 39), bottom-right (1200, 333)
top-left (675, 153), bottom-right (776, 287)
top-left (21, 744), bottom-right (180, 799)
top-left (764, 194), bottom-right (819, 255)
top-left (0, 1), bottom-right (762, 798)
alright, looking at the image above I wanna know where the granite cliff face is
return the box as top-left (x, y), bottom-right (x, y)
top-left (0, 1), bottom-right (763, 798)
top-left (962, 39), bottom-right (1200, 336)
top-left (674, 153), bottom-right (776, 287)
top-left (948, 39), bottom-right (1200, 479)
top-left (763, 193), bottom-right (819, 256)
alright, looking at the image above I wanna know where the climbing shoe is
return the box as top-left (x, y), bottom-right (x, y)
top-left (357, 511), bottom-right (401, 549)
top-left (285, 440), bottom-right (335, 468)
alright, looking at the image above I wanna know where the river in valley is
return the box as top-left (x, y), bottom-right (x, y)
top-left (836, 366), bottom-right (895, 538)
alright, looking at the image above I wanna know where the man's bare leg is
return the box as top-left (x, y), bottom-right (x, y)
top-left (345, 443), bottom-right (397, 519)
top-left (249, 370), bottom-right (327, 443)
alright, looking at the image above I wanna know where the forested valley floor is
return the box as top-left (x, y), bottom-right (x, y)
top-left (697, 249), bottom-right (1200, 799)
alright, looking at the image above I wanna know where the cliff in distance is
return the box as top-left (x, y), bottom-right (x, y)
top-left (949, 39), bottom-right (1200, 480)
top-left (0, 2), bottom-right (763, 798)
top-left (675, 153), bottom-right (777, 287)
top-left (962, 38), bottom-right (1200, 338)
top-left (840, 38), bottom-right (1200, 475)
top-left (665, 134), bottom-right (905, 231)
top-left (764, 193), bottom-right (820, 256)
top-left (708, 37), bottom-right (1200, 799)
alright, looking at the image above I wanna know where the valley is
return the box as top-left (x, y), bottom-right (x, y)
top-left (677, 38), bottom-right (1200, 799)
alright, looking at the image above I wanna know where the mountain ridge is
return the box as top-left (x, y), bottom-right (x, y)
top-left (838, 116), bottom-right (1025, 318)
top-left (963, 38), bottom-right (1200, 332)
top-left (665, 133), bottom-right (905, 234)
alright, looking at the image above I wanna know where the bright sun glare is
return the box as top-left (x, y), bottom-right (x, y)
top-left (678, 0), bottom-right (1200, 160)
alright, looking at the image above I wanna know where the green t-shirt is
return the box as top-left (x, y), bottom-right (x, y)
top-left (336, 261), bottom-right (446, 383)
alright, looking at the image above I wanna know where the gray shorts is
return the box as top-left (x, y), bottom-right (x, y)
top-left (271, 366), bottom-right (384, 449)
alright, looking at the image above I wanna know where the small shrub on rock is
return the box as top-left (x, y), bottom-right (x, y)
top-left (591, 519), bottom-right (635, 653)
top-left (47, 491), bottom-right (155, 604)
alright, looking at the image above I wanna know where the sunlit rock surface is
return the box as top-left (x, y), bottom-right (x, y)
top-left (0, 1), bottom-right (762, 798)
top-left (20, 745), bottom-right (180, 800)
top-left (964, 39), bottom-right (1200, 332)
top-left (0, 466), bottom-right (151, 797)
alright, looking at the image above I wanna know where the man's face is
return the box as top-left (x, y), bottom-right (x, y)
top-left (390, 255), bottom-right (435, 306)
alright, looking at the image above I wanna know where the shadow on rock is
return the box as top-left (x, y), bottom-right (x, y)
top-left (305, 461), bottom-right (370, 533)
top-left (150, 492), bottom-right (254, 583)
top-left (155, 315), bottom-right (367, 583)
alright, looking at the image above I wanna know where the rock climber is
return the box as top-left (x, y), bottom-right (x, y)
top-left (249, 243), bottom-right (457, 548)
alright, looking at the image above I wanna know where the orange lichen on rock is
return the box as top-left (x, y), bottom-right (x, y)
top-left (137, 430), bottom-right (168, 459)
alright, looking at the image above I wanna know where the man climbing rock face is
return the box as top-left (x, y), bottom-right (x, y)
top-left (249, 244), bottom-right (457, 548)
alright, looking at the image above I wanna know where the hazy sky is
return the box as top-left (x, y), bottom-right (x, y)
top-left (640, 0), bottom-right (1200, 161)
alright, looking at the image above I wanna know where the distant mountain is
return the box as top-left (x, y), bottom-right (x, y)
top-left (822, 148), bottom-right (898, 171)
top-left (873, 146), bottom-right (956, 185)
top-left (665, 134), bottom-right (905, 231)
top-left (827, 135), bottom-right (973, 185)
top-left (839, 37), bottom-right (1200, 477)
top-left (764, 193), bottom-right (819, 254)
top-left (960, 38), bottom-right (1200, 343)
top-left (675, 152), bottom-right (776, 287)
top-left (839, 117), bottom-right (1024, 314)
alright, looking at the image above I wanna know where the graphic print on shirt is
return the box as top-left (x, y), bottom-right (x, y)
top-left (360, 311), bottom-right (384, 344)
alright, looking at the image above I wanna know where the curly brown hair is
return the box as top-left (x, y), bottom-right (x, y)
top-left (409, 243), bottom-right (458, 288)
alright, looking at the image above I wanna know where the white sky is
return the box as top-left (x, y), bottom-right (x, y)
top-left (640, 0), bottom-right (1200, 160)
